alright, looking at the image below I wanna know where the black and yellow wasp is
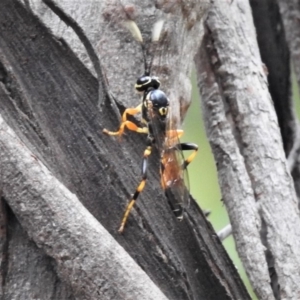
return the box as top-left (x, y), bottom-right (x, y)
top-left (103, 20), bottom-right (198, 233)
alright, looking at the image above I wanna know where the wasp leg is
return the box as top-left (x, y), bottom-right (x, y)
top-left (118, 143), bottom-right (152, 233)
top-left (121, 104), bottom-right (142, 121)
top-left (166, 129), bottom-right (198, 168)
top-left (179, 143), bottom-right (198, 169)
top-left (103, 104), bottom-right (148, 137)
top-left (103, 120), bottom-right (148, 136)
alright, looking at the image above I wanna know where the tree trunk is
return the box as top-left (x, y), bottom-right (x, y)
top-left (1, 0), bottom-right (300, 299)
top-left (0, 0), bottom-right (250, 299)
top-left (276, 0), bottom-right (300, 204)
top-left (197, 0), bottom-right (300, 299)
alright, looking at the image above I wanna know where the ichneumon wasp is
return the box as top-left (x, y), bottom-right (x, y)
top-left (103, 20), bottom-right (198, 233)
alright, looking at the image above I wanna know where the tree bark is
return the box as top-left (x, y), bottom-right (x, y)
top-left (196, 0), bottom-right (300, 299)
top-left (0, 114), bottom-right (169, 300)
top-left (276, 0), bottom-right (300, 204)
top-left (0, 1), bottom-right (250, 299)
top-left (250, 0), bottom-right (294, 156)
top-left (249, 2), bottom-right (294, 298)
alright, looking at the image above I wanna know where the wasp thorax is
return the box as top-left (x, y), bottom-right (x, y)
top-left (146, 89), bottom-right (169, 118)
top-left (135, 75), bottom-right (160, 92)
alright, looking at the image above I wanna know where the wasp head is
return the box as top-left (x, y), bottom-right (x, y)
top-left (135, 75), bottom-right (160, 92)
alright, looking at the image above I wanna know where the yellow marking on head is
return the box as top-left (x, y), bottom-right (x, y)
top-left (152, 76), bottom-right (161, 84)
top-left (143, 100), bottom-right (148, 111)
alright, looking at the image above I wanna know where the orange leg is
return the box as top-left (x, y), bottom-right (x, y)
top-left (122, 104), bottom-right (142, 122)
top-left (103, 120), bottom-right (148, 136)
top-left (103, 104), bottom-right (148, 137)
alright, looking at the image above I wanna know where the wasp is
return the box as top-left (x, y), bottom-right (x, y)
top-left (103, 20), bottom-right (198, 233)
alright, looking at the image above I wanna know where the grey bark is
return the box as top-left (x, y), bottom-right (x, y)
top-left (0, 115), bottom-right (169, 300)
top-left (197, 33), bottom-right (273, 300)
top-left (196, 0), bottom-right (300, 299)
top-left (249, 1), bottom-right (294, 298)
top-left (250, 0), bottom-right (294, 156)
top-left (276, 0), bottom-right (300, 203)
top-left (0, 0), bottom-right (250, 300)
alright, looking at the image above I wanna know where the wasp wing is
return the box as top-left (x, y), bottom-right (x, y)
top-left (150, 105), bottom-right (190, 220)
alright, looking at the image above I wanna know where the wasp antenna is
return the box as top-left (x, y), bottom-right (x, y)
top-left (152, 20), bottom-right (164, 42)
top-left (124, 20), bottom-right (143, 43)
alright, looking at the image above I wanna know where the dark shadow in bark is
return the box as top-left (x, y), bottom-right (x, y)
top-left (250, 0), bottom-right (293, 155)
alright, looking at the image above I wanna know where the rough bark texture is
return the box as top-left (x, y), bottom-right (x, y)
top-left (197, 34), bottom-right (273, 300)
top-left (250, 0), bottom-right (294, 156)
top-left (0, 115), bottom-right (169, 300)
top-left (276, 0), bottom-right (300, 203)
top-left (0, 1), bottom-right (250, 299)
top-left (249, 1), bottom-right (293, 297)
top-left (196, 0), bottom-right (300, 299)
top-left (277, 0), bottom-right (300, 88)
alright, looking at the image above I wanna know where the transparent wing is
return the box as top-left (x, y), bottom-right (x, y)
top-left (152, 109), bottom-right (191, 219)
